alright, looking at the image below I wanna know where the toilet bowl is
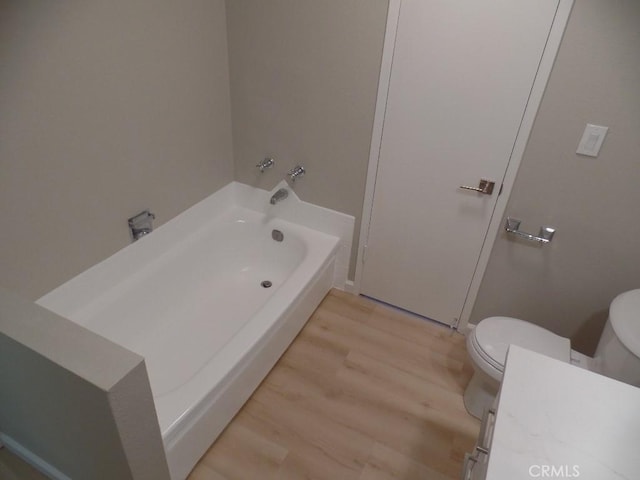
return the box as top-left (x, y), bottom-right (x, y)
top-left (464, 289), bottom-right (640, 419)
top-left (463, 317), bottom-right (570, 418)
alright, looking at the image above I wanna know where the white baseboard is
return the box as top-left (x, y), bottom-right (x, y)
top-left (0, 433), bottom-right (71, 480)
top-left (342, 280), bottom-right (357, 294)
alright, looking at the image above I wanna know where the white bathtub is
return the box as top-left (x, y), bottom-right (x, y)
top-left (37, 182), bottom-right (346, 479)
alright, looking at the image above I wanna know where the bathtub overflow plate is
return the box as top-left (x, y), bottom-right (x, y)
top-left (261, 280), bottom-right (272, 288)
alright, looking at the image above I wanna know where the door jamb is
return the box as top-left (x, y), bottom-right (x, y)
top-left (353, 0), bottom-right (402, 293)
top-left (353, 0), bottom-right (575, 331)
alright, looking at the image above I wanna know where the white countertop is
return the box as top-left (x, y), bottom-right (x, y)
top-left (487, 345), bottom-right (640, 479)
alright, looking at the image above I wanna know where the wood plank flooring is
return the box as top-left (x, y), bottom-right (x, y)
top-left (0, 289), bottom-right (479, 479)
top-left (189, 289), bottom-right (479, 480)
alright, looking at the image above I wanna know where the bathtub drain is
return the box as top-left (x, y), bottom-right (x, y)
top-left (261, 280), bottom-right (273, 288)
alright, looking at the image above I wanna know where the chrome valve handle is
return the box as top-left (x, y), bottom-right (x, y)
top-left (256, 157), bottom-right (275, 172)
top-left (287, 165), bottom-right (305, 182)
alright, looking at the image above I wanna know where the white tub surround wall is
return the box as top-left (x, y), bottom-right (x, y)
top-left (38, 181), bottom-right (351, 480)
top-left (0, 289), bottom-right (169, 480)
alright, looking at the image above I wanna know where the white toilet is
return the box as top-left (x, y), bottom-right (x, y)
top-left (464, 289), bottom-right (640, 419)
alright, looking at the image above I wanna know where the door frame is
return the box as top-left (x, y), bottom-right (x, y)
top-left (353, 0), bottom-right (575, 331)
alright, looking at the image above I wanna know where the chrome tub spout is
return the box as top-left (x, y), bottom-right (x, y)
top-left (270, 188), bottom-right (289, 205)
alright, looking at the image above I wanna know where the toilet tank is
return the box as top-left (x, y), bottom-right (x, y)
top-left (594, 289), bottom-right (640, 387)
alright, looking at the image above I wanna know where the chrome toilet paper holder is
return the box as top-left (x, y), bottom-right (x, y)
top-left (505, 217), bottom-right (555, 244)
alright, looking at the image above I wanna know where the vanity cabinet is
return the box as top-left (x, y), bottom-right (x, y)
top-left (461, 406), bottom-right (495, 479)
top-left (462, 345), bottom-right (640, 479)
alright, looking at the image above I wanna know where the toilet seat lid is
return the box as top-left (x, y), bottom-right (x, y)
top-left (610, 289), bottom-right (640, 357)
top-left (474, 316), bottom-right (570, 368)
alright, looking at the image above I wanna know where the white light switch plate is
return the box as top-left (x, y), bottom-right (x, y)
top-left (576, 124), bottom-right (608, 157)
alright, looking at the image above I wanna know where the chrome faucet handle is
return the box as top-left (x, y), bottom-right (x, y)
top-left (287, 165), bottom-right (305, 182)
top-left (256, 157), bottom-right (275, 172)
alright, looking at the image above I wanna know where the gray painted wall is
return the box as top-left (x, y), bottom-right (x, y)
top-left (2, 4), bottom-right (639, 474)
top-left (0, 0), bottom-right (388, 295)
top-left (226, 0), bottom-right (389, 278)
top-left (470, 0), bottom-right (640, 354)
top-left (0, 1), bottom-right (234, 299)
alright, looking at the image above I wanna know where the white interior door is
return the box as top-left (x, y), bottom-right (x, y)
top-left (361, 0), bottom-right (560, 326)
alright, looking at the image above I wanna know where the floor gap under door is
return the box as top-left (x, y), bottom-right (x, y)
top-left (360, 294), bottom-right (462, 335)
